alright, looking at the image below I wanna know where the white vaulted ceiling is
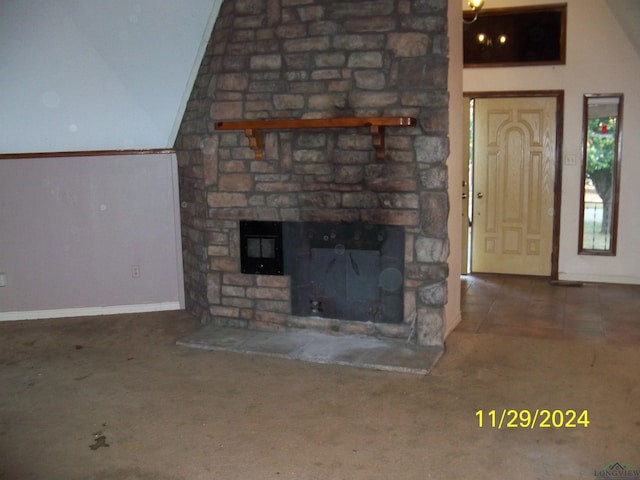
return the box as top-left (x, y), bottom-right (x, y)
top-left (0, 0), bottom-right (221, 153)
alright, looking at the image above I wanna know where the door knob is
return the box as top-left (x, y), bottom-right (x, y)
top-left (462, 193), bottom-right (468, 199)
top-left (477, 192), bottom-right (484, 199)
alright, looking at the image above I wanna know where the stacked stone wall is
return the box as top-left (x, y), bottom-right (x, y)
top-left (175, 0), bottom-right (450, 346)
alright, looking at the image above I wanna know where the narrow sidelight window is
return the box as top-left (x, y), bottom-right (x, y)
top-left (579, 94), bottom-right (624, 255)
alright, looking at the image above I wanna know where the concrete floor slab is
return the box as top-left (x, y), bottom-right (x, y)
top-left (1, 307), bottom-right (638, 480)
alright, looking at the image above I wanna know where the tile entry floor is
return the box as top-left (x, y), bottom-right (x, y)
top-left (457, 274), bottom-right (640, 345)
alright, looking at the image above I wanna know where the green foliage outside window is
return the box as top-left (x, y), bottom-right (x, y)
top-left (585, 116), bottom-right (616, 233)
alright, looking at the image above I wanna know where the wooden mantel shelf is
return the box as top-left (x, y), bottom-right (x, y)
top-left (214, 116), bottom-right (417, 160)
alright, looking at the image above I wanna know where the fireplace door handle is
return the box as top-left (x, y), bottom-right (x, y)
top-left (349, 253), bottom-right (360, 275)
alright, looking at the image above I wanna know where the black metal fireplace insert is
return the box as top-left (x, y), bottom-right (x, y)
top-left (240, 221), bottom-right (406, 324)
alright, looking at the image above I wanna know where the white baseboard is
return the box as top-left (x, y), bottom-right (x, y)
top-left (0, 302), bottom-right (182, 322)
top-left (558, 273), bottom-right (640, 286)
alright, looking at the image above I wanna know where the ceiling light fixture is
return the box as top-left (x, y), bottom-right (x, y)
top-left (464, 0), bottom-right (485, 24)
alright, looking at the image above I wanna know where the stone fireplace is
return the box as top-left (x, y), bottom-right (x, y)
top-left (175, 0), bottom-right (450, 347)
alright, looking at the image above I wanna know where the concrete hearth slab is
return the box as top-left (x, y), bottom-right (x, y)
top-left (176, 325), bottom-right (444, 375)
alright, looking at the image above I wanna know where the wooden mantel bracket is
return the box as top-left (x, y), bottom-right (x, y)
top-left (214, 116), bottom-right (417, 160)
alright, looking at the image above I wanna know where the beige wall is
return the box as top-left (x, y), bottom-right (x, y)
top-left (0, 153), bottom-right (185, 320)
top-left (462, 0), bottom-right (640, 284)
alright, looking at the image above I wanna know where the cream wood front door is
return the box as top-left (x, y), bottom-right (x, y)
top-left (471, 96), bottom-right (557, 276)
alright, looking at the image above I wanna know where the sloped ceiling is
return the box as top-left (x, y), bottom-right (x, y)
top-left (0, 0), bottom-right (221, 153)
top-left (606, 0), bottom-right (640, 57)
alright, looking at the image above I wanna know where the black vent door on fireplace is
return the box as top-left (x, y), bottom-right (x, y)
top-left (240, 221), bottom-right (283, 275)
top-left (310, 248), bottom-right (382, 322)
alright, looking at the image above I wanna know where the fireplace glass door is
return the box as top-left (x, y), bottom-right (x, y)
top-left (310, 248), bottom-right (381, 321)
top-left (286, 221), bottom-right (404, 324)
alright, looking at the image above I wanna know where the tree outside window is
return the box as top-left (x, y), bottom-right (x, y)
top-left (580, 94), bottom-right (623, 255)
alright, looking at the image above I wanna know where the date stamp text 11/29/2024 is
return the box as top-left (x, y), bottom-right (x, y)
top-left (476, 409), bottom-right (590, 429)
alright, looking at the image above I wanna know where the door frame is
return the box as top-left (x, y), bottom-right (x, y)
top-left (463, 90), bottom-right (564, 280)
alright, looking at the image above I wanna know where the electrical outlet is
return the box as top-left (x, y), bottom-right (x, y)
top-left (131, 265), bottom-right (141, 279)
top-left (0, 273), bottom-right (6, 287)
